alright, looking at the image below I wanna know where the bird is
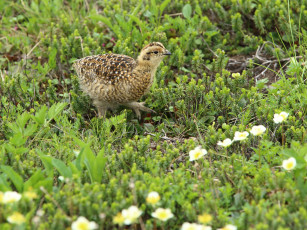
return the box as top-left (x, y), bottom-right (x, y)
top-left (73, 42), bottom-right (171, 119)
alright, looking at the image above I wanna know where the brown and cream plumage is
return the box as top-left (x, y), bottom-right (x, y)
top-left (73, 42), bottom-right (171, 119)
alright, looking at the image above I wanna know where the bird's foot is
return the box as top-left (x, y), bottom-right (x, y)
top-left (125, 102), bottom-right (155, 120)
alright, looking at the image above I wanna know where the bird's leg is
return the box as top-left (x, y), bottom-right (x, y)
top-left (93, 100), bottom-right (107, 118)
top-left (97, 107), bottom-right (107, 118)
top-left (124, 102), bottom-right (155, 120)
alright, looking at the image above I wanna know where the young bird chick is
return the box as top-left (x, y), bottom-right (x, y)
top-left (73, 42), bottom-right (171, 119)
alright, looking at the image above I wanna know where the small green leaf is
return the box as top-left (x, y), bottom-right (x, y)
top-left (52, 158), bottom-right (72, 178)
top-left (24, 123), bottom-right (38, 137)
top-left (204, 30), bottom-right (219, 38)
top-left (24, 170), bottom-right (45, 190)
top-left (130, 15), bottom-right (146, 33)
top-left (115, 14), bottom-right (130, 34)
top-left (33, 105), bottom-right (48, 125)
top-left (94, 148), bottom-right (107, 182)
top-left (7, 112), bottom-right (31, 134)
top-left (1, 166), bottom-right (24, 192)
top-left (90, 15), bottom-right (113, 31)
top-left (0, 174), bottom-right (11, 191)
top-left (69, 162), bottom-right (81, 177)
top-left (17, 112), bottom-right (31, 130)
top-left (150, 0), bottom-right (158, 18)
top-left (74, 148), bottom-right (84, 171)
top-left (10, 133), bottom-right (27, 147)
top-left (144, 10), bottom-right (152, 18)
top-left (182, 4), bottom-right (192, 19)
top-left (286, 57), bottom-right (301, 76)
top-left (37, 151), bottom-right (54, 176)
top-left (47, 102), bottom-right (67, 121)
top-left (48, 48), bottom-right (57, 69)
top-left (83, 146), bottom-right (107, 183)
top-left (72, 135), bottom-right (93, 148)
top-left (160, 0), bottom-right (171, 15)
top-left (83, 146), bottom-right (96, 183)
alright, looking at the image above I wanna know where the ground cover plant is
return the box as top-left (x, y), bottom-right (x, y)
top-left (0, 0), bottom-right (307, 229)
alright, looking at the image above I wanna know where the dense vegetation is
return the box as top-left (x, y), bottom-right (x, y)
top-left (0, 0), bottom-right (306, 229)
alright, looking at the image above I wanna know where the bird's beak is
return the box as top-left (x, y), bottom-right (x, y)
top-left (163, 50), bottom-right (171, 55)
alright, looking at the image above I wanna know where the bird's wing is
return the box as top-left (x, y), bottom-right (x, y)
top-left (73, 54), bottom-right (137, 85)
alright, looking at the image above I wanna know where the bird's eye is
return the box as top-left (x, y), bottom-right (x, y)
top-left (154, 51), bottom-right (158, 54)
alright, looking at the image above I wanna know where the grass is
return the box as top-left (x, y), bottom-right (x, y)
top-left (0, 0), bottom-right (306, 229)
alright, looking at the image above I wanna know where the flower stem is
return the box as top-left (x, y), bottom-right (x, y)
top-left (281, 124), bottom-right (285, 146)
top-left (241, 144), bottom-right (246, 166)
top-left (258, 148), bottom-right (262, 168)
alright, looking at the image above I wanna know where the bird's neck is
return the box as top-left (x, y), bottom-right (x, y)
top-left (129, 59), bottom-right (160, 95)
top-left (138, 55), bottom-right (162, 68)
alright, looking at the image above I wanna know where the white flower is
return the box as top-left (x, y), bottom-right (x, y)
top-left (233, 131), bottom-right (249, 141)
top-left (2, 191), bottom-right (22, 204)
top-left (189, 146), bottom-right (207, 161)
top-left (151, 208), bottom-right (174, 221)
top-left (273, 112), bottom-right (289, 124)
top-left (121, 206), bottom-right (142, 225)
top-left (71, 216), bottom-right (98, 230)
top-left (273, 114), bottom-right (283, 123)
top-left (217, 224), bottom-right (237, 230)
top-left (282, 157), bottom-right (296, 171)
top-left (200, 226), bottom-right (212, 230)
top-left (280, 112), bottom-right (289, 120)
top-left (250, 125), bottom-right (266, 136)
top-left (7, 212), bottom-right (26, 225)
top-left (217, 138), bottom-right (233, 147)
top-left (146, 191), bottom-right (160, 205)
top-left (181, 222), bottom-right (211, 230)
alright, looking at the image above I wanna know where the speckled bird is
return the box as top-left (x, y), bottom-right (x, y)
top-left (73, 42), bottom-right (171, 119)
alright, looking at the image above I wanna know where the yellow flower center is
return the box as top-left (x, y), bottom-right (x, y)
top-left (198, 213), bottom-right (212, 224)
top-left (113, 213), bottom-right (124, 225)
top-left (286, 162), bottom-right (294, 169)
top-left (146, 196), bottom-right (160, 204)
top-left (77, 222), bottom-right (89, 230)
top-left (157, 211), bottom-right (167, 219)
top-left (194, 151), bottom-right (202, 159)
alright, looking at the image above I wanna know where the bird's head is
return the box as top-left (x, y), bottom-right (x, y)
top-left (138, 42), bottom-right (171, 67)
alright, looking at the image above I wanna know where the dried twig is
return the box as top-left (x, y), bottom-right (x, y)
top-left (26, 40), bottom-right (41, 57)
top-left (254, 63), bottom-right (272, 81)
top-left (201, 36), bottom-right (218, 58)
top-left (74, 36), bottom-right (84, 57)
top-left (0, 70), bottom-right (4, 81)
top-left (226, 40), bottom-right (303, 83)
top-left (160, 13), bottom-right (183, 18)
top-left (144, 131), bottom-right (173, 141)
